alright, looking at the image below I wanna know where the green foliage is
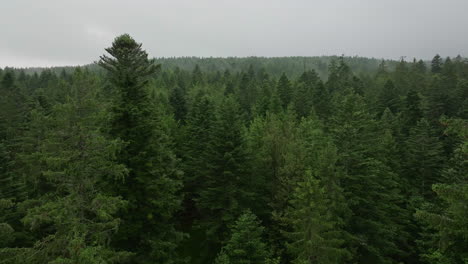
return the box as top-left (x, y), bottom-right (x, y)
top-left (431, 54), bottom-right (443, 74)
top-left (177, 94), bottom-right (217, 262)
top-left (99, 34), bottom-right (183, 263)
top-left (214, 211), bottom-right (272, 264)
top-left (404, 118), bottom-right (445, 198)
top-left (285, 164), bottom-right (349, 263)
top-left (329, 89), bottom-right (408, 263)
top-left (401, 90), bottom-right (423, 135)
top-left (426, 75), bottom-right (454, 121)
top-left (1, 69), bottom-right (131, 264)
top-left (326, 56), bottom-right (353, 93)
top-left (237, 67), bottom-right (258, 115)
top-left (294, 70), bottom-right (322, 118)
top-left (378, 79), bottom-right (400, 115)
top-left (276, 73), bottom-right (292, 109)
top-left (191, 65), bottom-right (204, 87)
top-left (284, 117), bottom-right (351, 264)
top-left (169, 86), bottom-right (188, 122)
top-left (181, 94), bottom-right (216, 197)
top-left (293, 83), bottom-right (313, 118)
top-left (247, 110), bottom-right (301, 215)
top-left (98, 34), bottom-right (159, 88)
top-left (415, 118), bottom-right (468, 264)
top-left (197, 97), bottom-right (256, 250)
top-left (1, 45), bottom-right (467, 264)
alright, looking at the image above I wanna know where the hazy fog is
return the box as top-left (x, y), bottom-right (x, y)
top-left (1, 0), bottom-right (467, 67)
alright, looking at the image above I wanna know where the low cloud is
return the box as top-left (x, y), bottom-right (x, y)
top-left (1, 0), bottom-right (468, 67)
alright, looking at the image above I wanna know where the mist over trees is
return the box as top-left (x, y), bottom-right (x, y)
top-left (0, 34), bottom-right (467, 264)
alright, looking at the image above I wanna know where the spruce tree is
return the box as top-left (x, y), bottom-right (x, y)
top-left (285, 148), bottom-right (350, 264)
top-left (293, 82), bottom-right (313, 118)
top-left (197, 96), bottom-right (255, 257)
top-left (246, 110), bottom-right (301, 219)
top-left (99, 34), bottom-right (183, 263)
top-left (294, 70), bottom-right (322, 118)
top-left (276, 73), bottom-right (292, 109)
top-left (431, 54), bottom-right (443, 74)
top-left (415, 118), bottom-right (467, 264)
top-left (329, 89), bottom-right (407, 263)
top-left (326, 57), bottom-right (353, 94)
top-left (454, 79), bottom-right (468, 118)
top-left (311, 81), bottom-right (331, 119)
top-left (404, 118), bottom-right (445, 199)
top-left (3, 69), bottom-right (131, 264)
top-left (401, 90), bottom-right (423, 135)
top-left (237, 68), bottom-right (258, 115)
top-left (268, 92), bottom-right (283, 115)
top-left (191, 64), bottom-right (204, 87)
top-left (177, 94), bottom-right (218, 263)
top-left (169, 85), bottom-right (188, 123)
top-left (426, 75), bottom-right (453, 122)
top-left (0, 140), bottom-right (18, 253)
top-left (378, 79), bottom-right (400, 115)
top-left (180, 94), bottom-right (217, 227)
top-left (393, 59), bottom-right (410, 95)
top-left (298, 70), bottom-right (319, 86)
top-left (0, 69), bottom-right (30, 253)
top-left (214, 211), bottom-right (272, 264)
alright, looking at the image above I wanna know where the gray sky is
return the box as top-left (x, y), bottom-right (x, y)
top-left (1, 0), bottom-right (467, 67)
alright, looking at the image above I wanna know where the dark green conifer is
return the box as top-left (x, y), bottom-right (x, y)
top-left (330, 89), bottom-right (407, 263)
top-left (197, 97), bottom-right (255, 258)
top-left (285, 148), bottom-right (350, 264)
top-left (431, 54), bottom-right (443, 74)
top-left (378, 79), bottom-right (400, 115)
top-left (415, 118), bottom-right (467, 264)
top-left (169, 86), bottom-right (188, 123)
top-left (404, 118), bottom-right (445, 199)
top-left (214, 211), bottom-right (272, 264)
top-left (276, 73), bottom-right (292, 109)
top-left (99, 34), bottom-right (183, 263)
top-left (3, 69), bottom-right (131, 264)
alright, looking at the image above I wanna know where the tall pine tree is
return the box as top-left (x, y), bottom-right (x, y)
top-left (99, 34), bottom-right (183, 263)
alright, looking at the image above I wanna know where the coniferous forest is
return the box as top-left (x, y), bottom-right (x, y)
top-left (0, 34), bottom-right (467, 264)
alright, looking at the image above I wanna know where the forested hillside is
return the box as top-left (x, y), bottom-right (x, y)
top-left (21, 55), bottom-right (397, 81)
top-left (0, 34), bottom-right (466, 264)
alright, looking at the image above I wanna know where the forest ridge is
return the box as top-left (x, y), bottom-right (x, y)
top-left (0, 34), bottom-right (467, 264)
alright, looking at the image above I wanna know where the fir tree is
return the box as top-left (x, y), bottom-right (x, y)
top-left (237, 69), bottom-right (258, 116)
top-left (214, 211), bottom-right (272, 264)
top-left (169, 85), bottom-right (188, 123)
top-left (454, 79), bottom-right (468, 118)
top-left (197, 97), bottom-right (256, 259)
top-left (393, 59), bottom-right (410, 95)
top-left (431, 54), bottom-right (443, 74)
top-left (2, 69), bottom-right (131, 264)
top-left (285, 148), bottom-right (350, 264)
top-left (378, 79), bottom-right (400, 115)
top-left (99, 34), bottom-right (183, 263)
top-left (293, 82), bottom-right (313, 118)
top-left (404, 118), bottom-right (445, 199)
top-left (191, 64), bottom-right (204, 87)
top-left (401, 90), bottom-right (423, 135)
top-left (180, 94), bottom-right (217, 225)
top-left (426, 75), bottom-right (453, 121)
top-left (329, 89), bottom-right (407, 263)
top-left (246, 110), bottom-right (302, 219)
top-left (276, 73), bottom-right (292, 109)
top-left (326, 56), bottom-right (353, 94)
top-left (415, 118), bottom-right (468, 264)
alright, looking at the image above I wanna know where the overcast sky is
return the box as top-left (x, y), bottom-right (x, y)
top-left (1, 0), bottom-right (467, 67)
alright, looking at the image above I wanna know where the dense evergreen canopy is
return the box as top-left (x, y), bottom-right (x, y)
top-left (0, 36), bottom-right (467, 264)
